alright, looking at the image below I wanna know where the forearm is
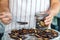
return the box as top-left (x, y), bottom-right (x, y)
top-left (0, 0), bottom-right (9, 12)
top-left (49, 0), bottom-right (60, 16)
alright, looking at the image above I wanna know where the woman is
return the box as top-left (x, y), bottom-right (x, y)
top-left (0, 0), bottom-right (60, 40)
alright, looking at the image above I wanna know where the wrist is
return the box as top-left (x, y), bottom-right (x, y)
top-left (0, 8), bottom-right (10, 13)
top-left (47, 9), bottom-right (57, 17)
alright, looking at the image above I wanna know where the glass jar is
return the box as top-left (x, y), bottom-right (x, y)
top-left (35, 12), bottom-right (49, 29)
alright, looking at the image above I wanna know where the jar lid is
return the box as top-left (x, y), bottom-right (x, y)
top-left (35, 12), bottom-right (49, 20)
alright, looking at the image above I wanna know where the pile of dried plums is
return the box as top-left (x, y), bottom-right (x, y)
top-left (9, 29), bottom-right (58, 40)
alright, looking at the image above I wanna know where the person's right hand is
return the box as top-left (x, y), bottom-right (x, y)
top-left (0, 12), bottom-right (12, 24)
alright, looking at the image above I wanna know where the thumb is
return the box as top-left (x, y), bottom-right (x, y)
top-left (0, 14), bottom-right (5, 19)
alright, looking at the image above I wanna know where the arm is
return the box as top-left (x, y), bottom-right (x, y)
top-left (0, 0), bottom-right (12, 24)
top-left (49, 0), bottom-right (60, 16)
top-left (0, 0), bottom-right (9, 12)
top-left (45, 0), bottom-right (60, 25)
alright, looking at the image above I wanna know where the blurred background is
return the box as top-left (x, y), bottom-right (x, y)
top-left (51, 10), bottom-right (60, 31)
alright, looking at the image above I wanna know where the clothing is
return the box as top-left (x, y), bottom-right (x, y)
top-left (0, 22), bottom-right (5, 40)
top-left (0, 33), bottom-right (4, 40)
top-left (56, 11), bottom-right (60, 18)
top-left (5, 0), bottom-right (50, 31)
top-left (0, 22), bottom-right (5, 33)
top-left (51, 11), bottom-right (60, 31)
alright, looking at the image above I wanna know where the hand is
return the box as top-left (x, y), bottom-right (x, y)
top-left (0, 12), bottom-right (12, 24)
top-left (44, 11), bottom-right (54, 25)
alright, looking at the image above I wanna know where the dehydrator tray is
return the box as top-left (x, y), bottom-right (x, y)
top-left (2, 29), bottom-right (60, 40)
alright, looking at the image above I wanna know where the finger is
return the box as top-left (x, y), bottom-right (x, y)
top-left (5, 15), bottom-right (12, 20)
top-left (0, 12), bottom-right (6, 18)
top-left (0, 15), bottom-right (6, 18)
top-left (1, 18), bottom-right (10, 21)
top-left (45, 21), bottom-right (51, 25)
top-left (44, 17), bottom-right (53, 25)
top-left (7, 14), bottom-right (12, 19)
top-left (45, 15), bottom-right (52, 19)
top-left (0, 13), bottom-right (12, 19)
top-left (1, 18), bottom-right (11, 24)
top-left (45, 19), bottom-right (52, 25)
top-left (44, 17), bottom-right (52, 23)
top-left (4, 12), bottom-right (12, 17)
top-left (2, 20), bottom-right (10, 24)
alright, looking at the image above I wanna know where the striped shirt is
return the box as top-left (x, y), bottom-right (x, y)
top-left (5, 0), bottom-right (50, 31)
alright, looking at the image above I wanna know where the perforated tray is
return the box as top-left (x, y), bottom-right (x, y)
top-left (51, 30), bottom-right (60, 40)
top-left (2, 29), bottom-right (60, 40)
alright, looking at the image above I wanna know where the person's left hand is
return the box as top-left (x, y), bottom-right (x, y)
top-left (44, 11), bottom-right (54, 25)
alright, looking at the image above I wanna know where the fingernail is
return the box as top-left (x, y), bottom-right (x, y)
top-left (44, 20), bottom-right (46, 22)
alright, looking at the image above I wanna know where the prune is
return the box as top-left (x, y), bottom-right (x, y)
top-left (38, 37), bottom-right (43, 40)
top-left (22, 29), bottom-right (28, 34)
top-left (42, 35), bottom-right (48, 38)
top-left (48, 35), bottom-right (53, 39)
top-left (34, 29), bottom-right (41, 34)
top-left (15, 38), bottom-right (22, 40)
top-left (51, 29), bottom-right (58, 37)
top-left (11, 29), bottom-right (18, 33)
top-left (19, 29), bottom-right (23, 35)
top-left (43, 38), bottom-right (49, 40)
top-left (34, 29), bottom-right (38, 33)
top-left (45, 29), bottom-right (51, 33)
top-left (40, 21), bottom-right (45, 27)
top-left (34, 34), bottom-right (41, 38)
top-left (9, 34), bottom-right (17, 39)
top-left (53, 33), bottom-right (58, 37)
top-left (28, 29), bottom-right (34, 33)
